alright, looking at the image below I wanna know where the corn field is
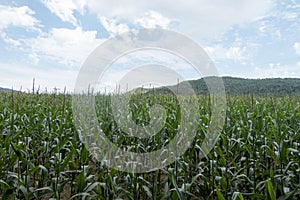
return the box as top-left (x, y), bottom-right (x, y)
top-left (0, 90), bottom-right (300, 199)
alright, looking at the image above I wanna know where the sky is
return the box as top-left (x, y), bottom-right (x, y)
top-left (0, 0), bottom-right (300, 92)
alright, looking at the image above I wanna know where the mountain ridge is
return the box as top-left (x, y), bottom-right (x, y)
top-left (0, 87), bottom-right (16, 93)
top-left (156, 76), bottom-right (300, 95)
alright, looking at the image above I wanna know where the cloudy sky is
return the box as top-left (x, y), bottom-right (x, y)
top-left (1, 0), bottom-right (300, 92)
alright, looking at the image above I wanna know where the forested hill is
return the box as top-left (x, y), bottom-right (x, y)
top-left (158, 77), bottom-right (300, 95)
top-left (0, 87), bottom-right (16, 93)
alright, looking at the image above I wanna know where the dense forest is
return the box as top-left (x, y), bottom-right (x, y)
top-left (157, 77), bottom-right (300, 96)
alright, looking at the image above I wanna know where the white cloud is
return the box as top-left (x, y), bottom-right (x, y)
top-left (135, 11), bottom-right (172, 29)
top-left (73, 0), bottom-right (88, 15)
top-left (0, 62), bottom-right (78, 92)
top-left (0, 5), bottom-right (39, 30)
top-left (41, 0), bottom-right (87, 26)
top-left (282, 12), bottom-right (298, 20)
top-left (25, 27), bottom-right (104, 67)
top-left (99, 17), bottom-right (130, 36)
top-left (28, 53), bottom-right (39, 65)
top-left (0, 4), bottom-right (40, 39)
top-left (257, 19), bottom-right (282, 40)
top-left (0, 32), bottom-right (21, 46)
top-left (226, 46), bottom-right (248, 61)
top-left (99, 11), bottom-right (172, 36)
top-left (86, 0), bottom-right (274, 38)
top-left (254, 63), bottom-right (300, 78)
top-left (204, 45), bottom-right (248, 62)
top-left (294, 42), bottom-right (300, 55)
top-left (259, 22), bottom-right (267, 33)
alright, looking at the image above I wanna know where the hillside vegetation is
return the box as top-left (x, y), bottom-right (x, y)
top-left (157, 77), bottom-right (300, 95)
top-left (0, 87), bottom-right (15, 93)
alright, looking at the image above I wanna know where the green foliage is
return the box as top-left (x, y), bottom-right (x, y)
top-left (0, 91), bottom-right (300, 199)
top-left (163, 76), bottom-right (300, 96)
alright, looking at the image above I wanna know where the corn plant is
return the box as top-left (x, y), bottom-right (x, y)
top-left (0, 90), bottom-right (299, 199)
